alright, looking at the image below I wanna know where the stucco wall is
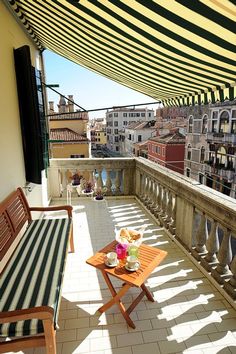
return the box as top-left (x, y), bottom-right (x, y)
top-left (51, 143), bottom-right (89, 158)
top-left (49, 119), bottom-right (87, 135)
top-left (0, 2), bottom-right (44, 204)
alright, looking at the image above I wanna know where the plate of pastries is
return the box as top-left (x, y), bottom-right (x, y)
top-left (116, 227), bottom-right (144, 246)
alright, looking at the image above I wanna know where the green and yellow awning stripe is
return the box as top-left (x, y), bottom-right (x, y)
top-left (6, 0), bottom-right (236, 106)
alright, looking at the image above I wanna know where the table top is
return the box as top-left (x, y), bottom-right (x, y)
top-left (86, 240), bottom-right (167, 287)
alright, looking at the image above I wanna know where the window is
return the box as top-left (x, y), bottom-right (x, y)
top-left (162, 147), bottom-right (165, 156)
top-left (114, 129), bottom-right (119, 134)
top-left (186, 168), bottom-right (190, 177)
top-left (128, 134), bottom-right (131, 140)
top-left (188, 116), bottom-right (193, 133)
top-left (219, 111), bottom-right (229, 133)
top-left (202, 114), bottom-right (208, 133)
top-left (123, 113), bottom-right (127, 117)
top-left (141, 113), bottom-right (145, 117)
top-left (114, 121), bottom-right (118, 126)
top-left (138, 135), bottom-right (142, 142)
top-left (231, 110), bottom-right (236, 133)
top-left (216, 146), bottom-right (226, 166)
top-left (212, 111), bottom-right (218, 132)
top-left (123, 121), bottom-right (127, 125)
top-left (114, 136), bottom-right (119, 142)
top-left (187, 144), bottom-right (192, 160)
top-left (199, 173), bottom-right (204, 184)
top-left (116, 146), bottom-right (119, 151)
top-left (200, 146), bottom-right (205, 163)
top-left (114, 113), bottom-right (118, 117)
top-left (71, 154), bottom-right (84, 158)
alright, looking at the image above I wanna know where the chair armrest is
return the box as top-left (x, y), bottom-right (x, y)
top-left (29, 205), bottom-right (73, 218)
top-left (0, 306), bottom-right (54, 323)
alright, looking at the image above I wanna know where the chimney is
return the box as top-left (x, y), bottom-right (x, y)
top-left (58, 95), bottom-right (66, 113)
top-left (68, 95), bottom-right (74, 112)
top-left (49, 101), bottom-right (54, 113)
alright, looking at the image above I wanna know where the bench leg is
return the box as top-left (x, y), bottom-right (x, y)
top-left (70, 229), bottom-right (75, 253)
top-left (43, 319), bottom-right (56, 354)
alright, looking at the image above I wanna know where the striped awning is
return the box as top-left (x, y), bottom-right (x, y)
top-left (7, 0), bottom-right (236, 106)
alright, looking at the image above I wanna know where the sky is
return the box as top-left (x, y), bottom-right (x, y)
top-left (43, 50), bottom-right (161, 119)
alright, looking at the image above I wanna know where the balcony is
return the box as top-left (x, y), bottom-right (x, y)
top-left (204, 162), bottom-right (235, 182)
top-left (43, 157), bottom-right (236, 353)
top-left (207, 132), bottom-right (236, 145)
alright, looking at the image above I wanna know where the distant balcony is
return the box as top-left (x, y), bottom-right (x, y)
top-left (48, 157), bottom-right (236, 304)
top-left (204, 161), bottom-right (235, 181)
top-left (207, 132), bottom-right (236, 144)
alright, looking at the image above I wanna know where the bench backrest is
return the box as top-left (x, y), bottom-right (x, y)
top-left (0, 188), bottom-right (31, 261)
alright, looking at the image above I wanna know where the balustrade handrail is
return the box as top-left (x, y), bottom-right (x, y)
top-left (135, 157), bottom-right (236, 232)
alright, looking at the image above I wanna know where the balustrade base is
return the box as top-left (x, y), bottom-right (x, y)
top-left (191, 248), bottom-right (208, 261)
top-left (200, 257), bottom-right (218, 272)
top-left (211, 268), bottom-right (232, 285)
top-left (223, 280), bottom-right (236, 300)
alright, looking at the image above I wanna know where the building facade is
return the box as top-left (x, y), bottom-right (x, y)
top-left (106, 107), bottom-right (155, 153)
top-left (184, 101), bottom-right (236, 198)
top-left (48, 95), bottom-right (90, 158)
top-left (148, 131), bottom-right (186, 174)
top-left (204, 102), bottom-right (236, 197)
top-left (123, 120), bottom-right (156, 156)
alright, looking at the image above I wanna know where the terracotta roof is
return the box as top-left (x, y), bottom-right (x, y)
top-left (48, 111), bottom-right (89, 120)
top-left (126, 120), bottom-right (156, 130)
top-left (149, 131), bottom-right (185, 144)
top-left (49, 128), bottom-right (89, 142)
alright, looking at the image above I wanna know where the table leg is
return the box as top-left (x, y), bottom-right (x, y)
top-left (98, 271), bottom-right (136, 328)
top-left (141, 283), bottom-right (155, 302)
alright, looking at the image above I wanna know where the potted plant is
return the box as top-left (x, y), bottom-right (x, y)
top-left (70, 172), bottom-right (82, 186)
top-left (95, 187), bottom-right (107, 200)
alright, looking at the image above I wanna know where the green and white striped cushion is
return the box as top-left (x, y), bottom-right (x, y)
top-left (0, 218), bottom-right (71, 337)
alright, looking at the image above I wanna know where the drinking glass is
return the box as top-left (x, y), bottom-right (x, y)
top-left (128, 245), bottom-right (139, 258)
top-left (116, 243), bottom-right (128, 259)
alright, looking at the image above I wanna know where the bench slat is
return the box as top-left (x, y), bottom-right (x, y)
top-left (0, 218), bottom-right (71, 337)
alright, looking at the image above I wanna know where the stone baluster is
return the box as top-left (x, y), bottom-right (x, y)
top-left (105, 169), bottom-right (112, 195)
top-left (211, 228), bottom-right (232, 284)
top-left (169, 193), bottom-right (176, 234)
top-left (200, 218), bottom-right (219, 271)
top-left (114, 169), bottom-right (121, 194)
top-left (191, 210), bottom-right (208, 261)
top-left (154, 183), bottom-right (162, 217)
top-left (145, 176), bottom-right (152, 207)
top-left (159, 187), bottom-right (167, 226)
top-left (224, 254), bottom-right (236, 299)
top-left (142, 174), bottom-right (149, 202)
top-left (164, 191), bottom-right (173, 228)
top-left (139, 172), bottom-right (145, 202)
top-left (150, 179), bottom-right (158, 212)
top-left (96, 168), bottom-right (104, 190)
top-left (143, 175), bottom-right (150, 203)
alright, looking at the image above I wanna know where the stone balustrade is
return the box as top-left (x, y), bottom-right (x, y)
top-left (48, 157), bottom-right (236, 299)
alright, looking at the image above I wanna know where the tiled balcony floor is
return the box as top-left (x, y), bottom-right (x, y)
top-left (9, 198), bottom-right (236, 354)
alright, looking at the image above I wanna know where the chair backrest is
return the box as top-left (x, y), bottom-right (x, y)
top-left (0, 188), bottom-right (31, 262)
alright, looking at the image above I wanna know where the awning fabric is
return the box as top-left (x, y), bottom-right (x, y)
top-left (7, 0), bottom-right (236, 106)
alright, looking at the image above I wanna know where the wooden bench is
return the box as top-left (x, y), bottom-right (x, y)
top-left (0, 187), bottom-right (74, 354)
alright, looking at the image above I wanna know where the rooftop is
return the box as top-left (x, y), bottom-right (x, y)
top-left (50, 128), bottom-right (89, 142)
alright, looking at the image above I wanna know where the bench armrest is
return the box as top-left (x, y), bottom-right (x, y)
top-left (29, 205), bottom-right (73, 218)
top-left (0, 306), bottom-right (54, 323)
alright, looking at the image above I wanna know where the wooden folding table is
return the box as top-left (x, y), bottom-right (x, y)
top-left (86, 240), bottom-right (167, 328)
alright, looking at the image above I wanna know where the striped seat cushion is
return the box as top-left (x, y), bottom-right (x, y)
top-left (0, 218), bottom-right (71, 337)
